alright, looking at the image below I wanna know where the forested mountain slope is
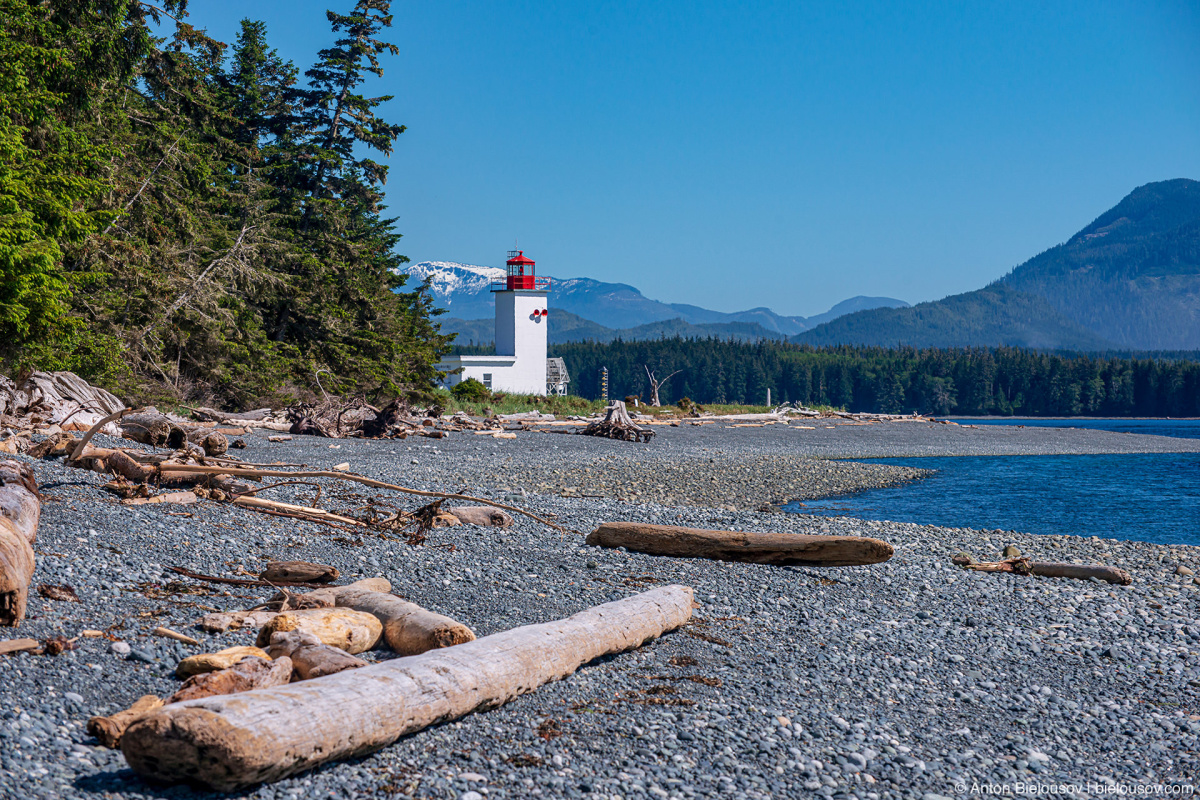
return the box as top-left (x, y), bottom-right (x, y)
top-left (1001, 179), bottom-right (1200, 349)
top-left (795, 285), bottom-right (1114, 350)
top-left (795, 180), bottom-right (1200, 350)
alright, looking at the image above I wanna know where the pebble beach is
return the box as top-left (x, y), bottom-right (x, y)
top-left (2, 419), bottom-right (1199, 800)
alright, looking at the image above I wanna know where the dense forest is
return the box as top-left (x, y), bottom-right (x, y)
top-left (482, 339), bottom-right (1200, 417)
top-left (0, 0), bottom-right (448, 405)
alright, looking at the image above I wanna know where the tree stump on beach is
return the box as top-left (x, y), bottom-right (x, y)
top-left (580, 401), bottom-right (653, 443)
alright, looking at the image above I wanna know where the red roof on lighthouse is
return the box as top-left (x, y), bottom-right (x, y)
top-left (506, 250), bottom-right (535, 267)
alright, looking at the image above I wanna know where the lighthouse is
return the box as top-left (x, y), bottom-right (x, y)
top-left (437, 250), bottom-right (567, 396)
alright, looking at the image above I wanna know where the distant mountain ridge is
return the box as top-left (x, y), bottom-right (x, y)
top-left (442, 309), bottom-right (788, 346)
top-left (795, 179), bottom-right (1200, 350)
top-left (397, 261), bottom-right (908, 339)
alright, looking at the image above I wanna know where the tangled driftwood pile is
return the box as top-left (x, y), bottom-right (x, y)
top-left (109, 584), bottom-right (694, 790)
top-left (192, 399), bottom-right (504, 440)
top-left (581, 400), bottom-right (654, 443)
top-left (0, 371), bottom-right (126, 454)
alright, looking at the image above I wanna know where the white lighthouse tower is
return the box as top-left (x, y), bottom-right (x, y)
top-left (438, 250), bottom-right (560, 396)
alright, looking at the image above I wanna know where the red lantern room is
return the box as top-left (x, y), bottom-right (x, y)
top-left (494, 250), bottom-right (551, 291)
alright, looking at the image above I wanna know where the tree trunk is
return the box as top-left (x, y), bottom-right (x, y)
top-left (121, 585), bottom-right (694, 791)
top-left (0, 460), bottom-right (39, 626)
top-left (586, 522), bottom-right (894, 567)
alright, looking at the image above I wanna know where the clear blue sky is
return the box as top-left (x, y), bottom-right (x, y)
top-left (174, 0), bottom-right (1199, 317)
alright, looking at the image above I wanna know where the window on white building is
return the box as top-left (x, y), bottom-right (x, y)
top-left (482, 373), bottom-right (492, 390)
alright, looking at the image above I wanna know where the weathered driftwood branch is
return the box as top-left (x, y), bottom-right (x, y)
top-left (121, 585), bottom-right (694, 790)
top-left (0, 460), bottom-right (40, 625)
top-left (231, 495), bottom-right (364, 527)
top-left (88, 695), bottom-right (164, 749)
top-left (68, 409), bottom-right (131, 462)
top-left (952, 554), bottom-right (1132, 585)
top-left (167, 566), bottom-right (337, 590)
top-left (587, 522), bottom-right (894, 567)
top-left (154, 464), bottom-right (569, 533)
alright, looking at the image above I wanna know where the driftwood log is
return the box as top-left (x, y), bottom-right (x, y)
top-left (952, 554), bottom-right (1132, 585)
top-left (121, 585), bottom-right (694, 790)
top-left (87, 695), bottom-right (164, 749)
top-left (0, 460), bottom-right (40, 626)
top-left (176, 646), bottom-right (270, 679)
top-left (185, 428), bottom-right (228, 456)
top-left (258, 561), bottom-right (339, 584)
top-left (580, 400), bottom-right (653, 443)
top-left (447, 506), bottom-right (514, 527)
top-left (198, 610), bottom-right (279, 633)
top-left (169, 656), bottom-right (293, 703)
top-left (266, 630), bottom-right (367, 680)
top-left (255, 608), bottom-right (382, 654)
top-left (120, 412), bottom-right (187, 449)
top-left (332, 586), bottom-right (475, 656)
top-left (587, 522), bottom-right (894, 567)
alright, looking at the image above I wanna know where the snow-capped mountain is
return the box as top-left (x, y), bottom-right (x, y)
top-left (400, 261), bottom-right (504, 304)
top-left (397, 260), bottom-right (908, 336)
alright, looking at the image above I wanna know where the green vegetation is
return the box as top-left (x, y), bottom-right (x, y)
top-left (0, 0), bottom-right (448, 405)
top-left (437, 390), bottom-right (606, 418)
top-left (449, 378), bottom-right (490, 403)
top-left (546, 338), bottom-right (1200, 417)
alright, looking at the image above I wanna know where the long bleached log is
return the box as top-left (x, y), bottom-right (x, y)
top-left (0, 460), bottom-right (40, 625)
top-left (587, 522), bottom-right (893, 567)
top-left (121, 585), bottom-right (694, 790)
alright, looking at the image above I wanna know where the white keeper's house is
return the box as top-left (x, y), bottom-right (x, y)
top-left (437, 250), bottom-right (569, 396)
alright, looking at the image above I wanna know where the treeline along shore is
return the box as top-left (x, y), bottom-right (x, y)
top-left (469, 340), bottom-right (1199, 417)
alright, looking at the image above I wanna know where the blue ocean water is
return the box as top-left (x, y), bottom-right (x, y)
top-left (953, 417), bottom-right (1200, 440)
top-left (783, 420), bottom-right (1200, 546)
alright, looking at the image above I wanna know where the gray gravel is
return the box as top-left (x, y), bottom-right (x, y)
top-left (1, 421), bottom-right (1198, 800)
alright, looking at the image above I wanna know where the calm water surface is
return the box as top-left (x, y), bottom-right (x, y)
top-left (784, 419), bottom-right (1200, 546)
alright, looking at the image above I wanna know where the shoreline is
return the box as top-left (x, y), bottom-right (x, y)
top-left (2, 421), bottom-right (1197, 799)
